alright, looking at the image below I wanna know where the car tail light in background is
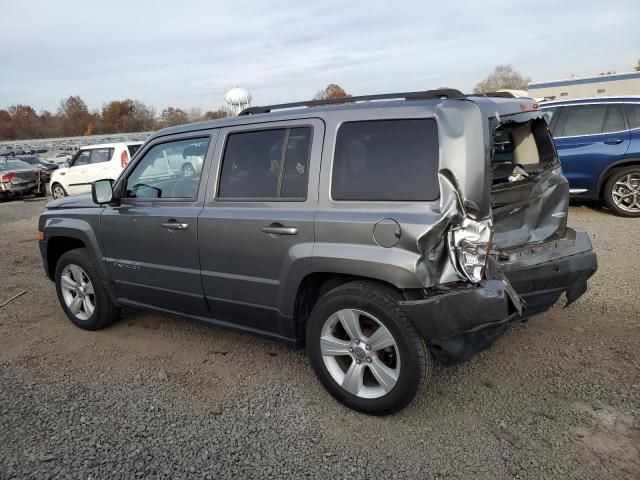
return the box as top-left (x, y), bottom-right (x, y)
top-left (0, 173), bottom-right (16, 182)
top-left (449, 218), bottom-right (493, 283)
top-left (520, 102), bottom-right (539, 112)
top-left (121, 150), bottom-right (129, 168)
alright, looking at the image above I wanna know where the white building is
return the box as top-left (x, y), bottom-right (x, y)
top-left (528, 72), bottom-right (640, 101)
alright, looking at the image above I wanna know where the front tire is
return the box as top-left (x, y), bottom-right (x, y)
top-left (306, 281), bottom-right (431, 415)
top-left (51, 183), bottom-right (67, 199)
top-left (603, 166), bottom-right (640, 217)
top-left (55, 248), bottom-right (120, 330)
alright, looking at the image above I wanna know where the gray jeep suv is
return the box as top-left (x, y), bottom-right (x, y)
top-left (38, 89), bottom-right (597, 415)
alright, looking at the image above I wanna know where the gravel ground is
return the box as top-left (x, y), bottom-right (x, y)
top-left (0, 197), bottom-right (638, 479)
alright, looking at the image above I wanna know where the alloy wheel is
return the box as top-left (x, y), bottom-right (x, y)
top-left (320, 309), bottom-right (400, 399)
top-left (60, 264), bottom-right (95, 321)
top-left (52, 185), bottom-right (66, 199)
top-left (611, 173), bottom-right (640, 213)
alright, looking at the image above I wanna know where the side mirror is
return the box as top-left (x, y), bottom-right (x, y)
top-left (92, 179), bottom-right (114, 204)
top-left (63, 160), bottom-right (70, 168)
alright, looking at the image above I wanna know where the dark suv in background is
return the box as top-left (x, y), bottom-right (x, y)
top-left (38, 90), bottom-right (597, 415)
top-left (541, 97), bottom-right (640, 217)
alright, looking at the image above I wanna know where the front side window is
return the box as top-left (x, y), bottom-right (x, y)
top-left (332, 119), bottom-right (439, 201)
top-left (90, 148), bottom-right (114, 164)
top-left (218, 127), bottom-right (312, 200)
top-left (72, 150), bottom-right (90, 167)
top-left (124, 137), bottom-right (210, 200)
top-left (560, 105), bottom-right (607, 137)
top-left (541, 107), bottom-right (558, 126)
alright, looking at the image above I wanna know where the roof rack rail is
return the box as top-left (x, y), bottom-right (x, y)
top-left (238, 89), bottom-right (465, 115)
top-left (474, 91), bottom-right (517, 98)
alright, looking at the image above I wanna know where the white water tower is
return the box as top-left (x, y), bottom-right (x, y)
top-left (225, 87), bottom-right (252, 115)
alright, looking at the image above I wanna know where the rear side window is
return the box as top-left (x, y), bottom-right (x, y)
top-left (625, 103), bottom-right (640, 129)
top-left (218, 127), bottom-right (312, 200)
top-left (560, 105), bottom-right (607, 136)
top-left (332, 119), bottom-right (439, 201)
top-left (603, 106), bottom-right (625, 133)
top-left (90, 148), bottom-right (114, 164)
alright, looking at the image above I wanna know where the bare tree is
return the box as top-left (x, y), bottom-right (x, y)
top-left (634, 59), bottom-right (640, 72)
top-left (474, 65), bottom-right (530, 93)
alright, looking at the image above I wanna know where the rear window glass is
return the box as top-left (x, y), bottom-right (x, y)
top-left (331, 119), bottom-right (439, 201)
top-left (127, 144), bottom-right (142, 157)
top-left (492, 118), bottom-right (557, 182)
top-left (625, 103), bottom-right (640, 129)
top-left (560, 105), bottom-right (607, 136)
top-left (603, 106), bottom-right (625, 133)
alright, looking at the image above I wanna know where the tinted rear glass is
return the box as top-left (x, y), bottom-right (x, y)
top-left (127, 144), bottom-right (142, 157)
top-left (603, 106), bottom-right (625, 132)
top-left (332, 119), bottom-right (439, 201)
top-left (625, 103), bottom-right (640, 129)
top-left (560, 105), bottom-right (607, 136)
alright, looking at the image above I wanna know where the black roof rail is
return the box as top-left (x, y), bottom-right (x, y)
top-left (473, 91), bottom-right (517, 98)
top-left (238, 89), bottom-right (465, 115)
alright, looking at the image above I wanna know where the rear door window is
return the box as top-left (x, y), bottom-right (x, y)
top-left (603, 105), bottom-right (626, 133)
top-left (89, 148), bottom-right (114, 164)
top-left (331, 119), bottom-right (439, 201)
top-left (217, 127), bottom-right (312, 200)
top-left (559, 105), bottom-right (607, 137)
top-left (624, 103), bottom-right (640, 129)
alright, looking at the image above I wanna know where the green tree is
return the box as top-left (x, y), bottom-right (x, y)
top-left (474, 65), bottom-right (530, 93)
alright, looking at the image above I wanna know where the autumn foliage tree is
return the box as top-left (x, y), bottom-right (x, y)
top-left (474, 65), bottom-right (530, 93)
top-left (314, 83), bottom-right (351, 100)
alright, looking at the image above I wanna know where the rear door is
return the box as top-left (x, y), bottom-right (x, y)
top-left (553, 103), bottom-right (630, 194)
top-left (198, 119), bottom-right (322, 337)
top-left (100, 132), bottom-right (218, 315)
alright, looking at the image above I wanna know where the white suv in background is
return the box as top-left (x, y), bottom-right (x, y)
top-left (50, 142), bottom-right (143, 199)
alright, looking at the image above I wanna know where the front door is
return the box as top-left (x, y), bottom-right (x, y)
top-left (554, 103), bottom-right (630, 194)
top-left (100, 132), bottom-right (218, 316)
top-left (64, 149), bottom-right (91, 195)
top-left (198, 120), bottom-right (323, 337)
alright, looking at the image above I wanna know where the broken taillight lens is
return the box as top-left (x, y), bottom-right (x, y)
top-left (449, 218), bottom-right (493, 283)
top-left (0, 173), bottom-right (16, 182)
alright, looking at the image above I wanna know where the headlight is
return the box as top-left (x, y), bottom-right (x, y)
top-left (449, 217), bottom-right (493, 283)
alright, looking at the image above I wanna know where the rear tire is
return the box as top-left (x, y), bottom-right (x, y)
top-left (603, 166), bottom-right (640, 217)
top-left (51, 183), bottom-right (67, 199)
top-left (306, 281), bottom-right (431, 415)
top-left (55, 248), bottom-right (120, 330)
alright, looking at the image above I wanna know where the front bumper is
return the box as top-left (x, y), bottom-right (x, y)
top-left (400, 229), bottom-right (597, 363)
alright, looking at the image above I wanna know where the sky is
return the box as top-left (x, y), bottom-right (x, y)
top-left (1, 0), bottom-right (639, 112)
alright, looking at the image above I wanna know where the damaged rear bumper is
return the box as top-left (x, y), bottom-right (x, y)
top-left (400, 229), bottom-right (597, 364)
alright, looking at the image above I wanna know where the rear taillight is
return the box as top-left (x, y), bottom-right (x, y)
top-left (449, 218), bottom-right (493, 284)
top-left (121, 150), bottom-right (129, 168)
top-left (0, 173), bottom-right (16, 182)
